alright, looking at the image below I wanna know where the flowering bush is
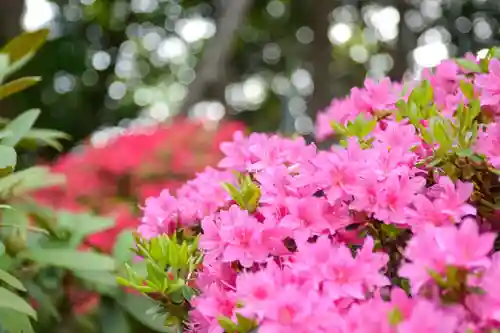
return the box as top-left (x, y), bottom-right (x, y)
top-left (35, 119), bottom-right (245, 253)
top-left (120, 49), bottom-right (500, 333)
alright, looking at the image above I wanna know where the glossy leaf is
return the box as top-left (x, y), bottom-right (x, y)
top-left (113, 230), bottom-right (135, 264)
top-left (0, 145), bottom-right (16, 171)
top-left (19, 128), bottom-right (70, 151)
top-left (388, 307), bottom-right (403, 326)
top-left (0, 167), bottom-right (64, 199)
top-left (19, 248), bottom-right (116, 272)
top-left (23, 281), bottom-right (60, 320)
top-left (74, 270), bottom-right (118, 288)
top-left (0, 287), bottom-right (36, 319)
top-left (119, 293), bottom-right (171, 332)
top-left (0, 308), bottom-right (34, 333)
top-left (456, 58), bottom-right (482, 73)
top-left (0, 269), bottom-right (25, 291)
top-left (0, 29), bottom-right (49, 77)
top-left (99, 300), bottom-right (131, 333)
top-left (1, 109), bottom-right (41, 147)
top-left (459, 81), bottom-right (475, 100)
top-left (217, 316), bottom-right (238, 333)
top-left (56, 211), bottom-right (114, 248)
top-left (0, 55), bottom-right (9, 83)
top-left (0, 77), bottom-right (41, 100)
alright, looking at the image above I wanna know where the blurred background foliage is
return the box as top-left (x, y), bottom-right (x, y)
top-left (1, 0), bottom-right (500, 157)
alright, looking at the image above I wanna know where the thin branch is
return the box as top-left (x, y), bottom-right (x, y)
top-left (178, 0), bottom-right (253, 116)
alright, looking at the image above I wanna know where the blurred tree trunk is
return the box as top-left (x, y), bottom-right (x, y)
top-left (389, 0), bottom-right (412, 81)
top-left (306, 0), bottom-right (337, 121)
top-left (0, 0), bottom-right (24, 44)
top-left (179, 0), bottom-right (253, 116)
top-left (305, 0), bottom-right (337, 140)
top-left (0, 0), bottom-right (24, 114)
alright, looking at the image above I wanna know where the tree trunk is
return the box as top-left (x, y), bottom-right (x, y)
top-left (178, 0), bottom-right (253, 116)
top-left (389, 0), bottom-right (413, 81)
top-left (305, 0), bottom-right (337, 143)
top-left (0, 0), bottom-right (24, 44)
top-left (0, 0), bottom-right (24, 115)
top-left (306, 0), bottom-right (337, 122)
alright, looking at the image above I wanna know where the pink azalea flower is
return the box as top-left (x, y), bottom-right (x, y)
top-left (398, 300), bottom-right (459, 333)
top-left (433, 218), bottom-right (494, 269)
top-left (314, 97), bottom-right (360, 141)
top-left (399, 225), bottom-right (448, 293)
top-left (351, 78), bottom-right (399, 114)
top-left (374, 173), bottom-right (425, 224)
top-left (474, 122), bottom-right (500, 168)
top-left (476, 58), bottom-right (500, 106)
top-left (258, 285), bottom-right (316, 333)
top-left (373, 120), bottom-right (421, 152)
top-left (431, 176), bottom-right (476, 219)
top-left (190, 284), bottom-right (236, 333)
top-left (137, 189), bottom-right (188, 239)
top-left (235, 268), bottom-right (278, 319)
top-left (405, 194), bottom-right (455, 229)
top-left (217, 205), bottom-right (269, 267)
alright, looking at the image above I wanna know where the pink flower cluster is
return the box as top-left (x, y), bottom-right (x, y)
top-left (138, 56), bottom-right (500, 333)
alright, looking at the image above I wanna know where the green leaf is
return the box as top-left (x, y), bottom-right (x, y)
top-left (455, 58), bottom-right (482, 73)
top-left (19, 248), bottom-right (116, 272)
top-left (99, 300), bottom-right (131, 333)
top-left (1, 109), bottom-right (40, 147)
top-left (0, 308), bottom-right (34, 333)
top-left (0, 241), bottom-right (4, 256)
top-left (221, 182), bottom-right (244, 207)
top-left (0, 167), bottom-right (64, 199)
top-left (217, 316), bottom-right (238, 332)
top-left (480, 58), bottom-right (490, 73)
top-left (0, 54), bottom-right (9, 83)
top-left (113, 230), bottom-right (135, 264)
top-left (0, 145), bottom-right (16, 172)
top-left (0, 130), bottom-right (12, 141)
top-left (240, 176), bottom-right (261, 213)
top-left (459, 81), bottom-right (475, 100)
top-left (236, 313), bottom-right (257, 332)
top-left (427, 269), bottom-right (447, 288)
top-left (23, 281), bottom-right (59, 320)
top-left (0, 269), bottom-right (25, 291)
top-left (387, 307), bottom-right (403, 326)
top-left (1, 208), bottom-right (29, 247)
top-left (0, 29), bottom-right (49, 77)
top-left (360, 118), bottom-right (377, 138)
top-left (0, 287), bottom-right (36, 319)
top-left (74, 271), bottom-right (119, 296)
top-left (74, 270), bottom-right (118, 288)
top-left (380, 224), bottom-right (402, 240)
top-left (181, 286), bottom-right (195, 301)
top-left (456, 148), bottom-right (473, 157)
top-left (119, 292), bottom-right (172, 332)
top-left (490, 47), bottom-right (500, 59)
top-left (19, 128), bottom-right (70, 151)
top-left (409, 80), bottom-right (433, 107)
top-left (331, 120), bottom-right (347, 136)
top-left (0, 77), bottom-right (41, 100)
top-left (430, 118), bottom-right (452, 149)
top-left (57, 211), bottom-right (114, 248)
